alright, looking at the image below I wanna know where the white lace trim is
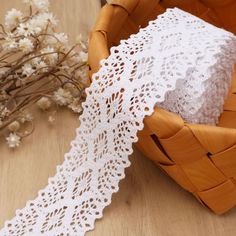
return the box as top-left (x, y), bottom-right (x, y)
top-left (1, 8), bottom-right (236, 236)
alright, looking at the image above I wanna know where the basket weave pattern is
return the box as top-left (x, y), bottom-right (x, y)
top-left (88, 0), bottom-right (236, 214)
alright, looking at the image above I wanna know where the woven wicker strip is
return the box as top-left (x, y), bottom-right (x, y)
top-left (88, 0), bottom-right (236, 214)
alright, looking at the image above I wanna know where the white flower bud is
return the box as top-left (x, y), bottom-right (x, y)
top-left (37, 97), bottom-right (51, 110)
top-left (8, 121), bottom-right (20, 132)
top-left (48, 115), bottom-right (55, 124)
top-left (6, 133), bottom-right (21, 148)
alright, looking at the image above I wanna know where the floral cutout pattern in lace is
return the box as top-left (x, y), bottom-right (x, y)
top-left (1, 8), bottom-right (236, 236)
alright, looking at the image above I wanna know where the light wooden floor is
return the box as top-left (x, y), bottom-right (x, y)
top-left (1, 1), bottom-right (236, 236)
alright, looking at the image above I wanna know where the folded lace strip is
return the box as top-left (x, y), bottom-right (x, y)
top-left (157, 23), bottom-right (236, 124)
top-left (1, 8), bottom-right (236, 236)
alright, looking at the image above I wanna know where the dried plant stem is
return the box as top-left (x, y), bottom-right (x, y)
top-left (0, 3), bottom-right (88, 148)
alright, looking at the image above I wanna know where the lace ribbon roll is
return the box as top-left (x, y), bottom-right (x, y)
top-left (1, 8), bottom-right (236, 236)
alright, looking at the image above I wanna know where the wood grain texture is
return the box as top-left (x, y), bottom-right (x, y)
top-left (0, 1), bottom-right (236, 235)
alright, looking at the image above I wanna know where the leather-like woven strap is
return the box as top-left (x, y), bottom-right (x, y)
top-left (89, 0), bottom-right (236, 215)
top-left (111, 0), bottom-right (140, 14)
top-left (136, 73), bottom-right (236, 214)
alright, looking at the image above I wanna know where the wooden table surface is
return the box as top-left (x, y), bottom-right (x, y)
top-left (1, 1), bottom-right (236, 236)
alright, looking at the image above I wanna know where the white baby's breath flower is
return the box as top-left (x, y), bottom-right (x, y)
top-left (37, 61), bottom-right (48, 72)
top-left (78, 51), bottom-right (88, 63)
top-left (31, 56), bottom-right (41, 65)
top-left (48, 115), bottom-right (55, 124)
top-left (29, 16), bottom-right (48, 34)
top-left (53, 88), bottom-right (73, 106)
top-left (31, 57), bottom-right (48, 72)
top-left (33, 0), bottom-right (49, 11)
top-left (5, 8), bottom-right (23, 28)
top-left (37, 97), bottom-right (51, 110)
top-left (22, 63), bottom-right (35, 77)
top-left (25, 112), bottom-right (33, 122)
top-left (40, 12), bottom-right (58, 27)
top-left (68, 98), bottom-right (83, 113)
top-left (23, 0), bottom-right (49, 11)
top-left (64, 83), bottom-right (79, 96)
top-left (70, 55), bottom-right (81, 64)
top-left (55, 33), bottom-right (68, 44)
top-left (41, 46), bottom-right (58, 64)
top-left (45, 33), bottom-right (68, 48)
top-left (6, 133), bottom-right (21, 148)
top-left (19, 111), bottom-right (33, 123)
top-left (44, 35), bottom-right (56, 46)
top-left (16, 23), bottom-right (34, 37)
top-left (8, 121), bottom-right (20, 132)
top-left (2, 37), bottom-right (18, 50)
top-left (6, 32), bottom-right (15, 38)
top-left (0, 106), bottom-right (10, 118)
top-left (75, 66), bottom-right (89, 85)
top-left (19, 38), bottom-right (34, 53)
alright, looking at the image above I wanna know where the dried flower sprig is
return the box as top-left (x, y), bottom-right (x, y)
top-left (0, 0), bottom-right (88, 148)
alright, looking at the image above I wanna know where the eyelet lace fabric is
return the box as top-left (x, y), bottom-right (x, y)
top-left (1, 8), bottom-right (236, 236)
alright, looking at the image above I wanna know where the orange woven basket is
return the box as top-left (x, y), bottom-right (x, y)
top-left (88, 0), bottom-right (236, 215)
